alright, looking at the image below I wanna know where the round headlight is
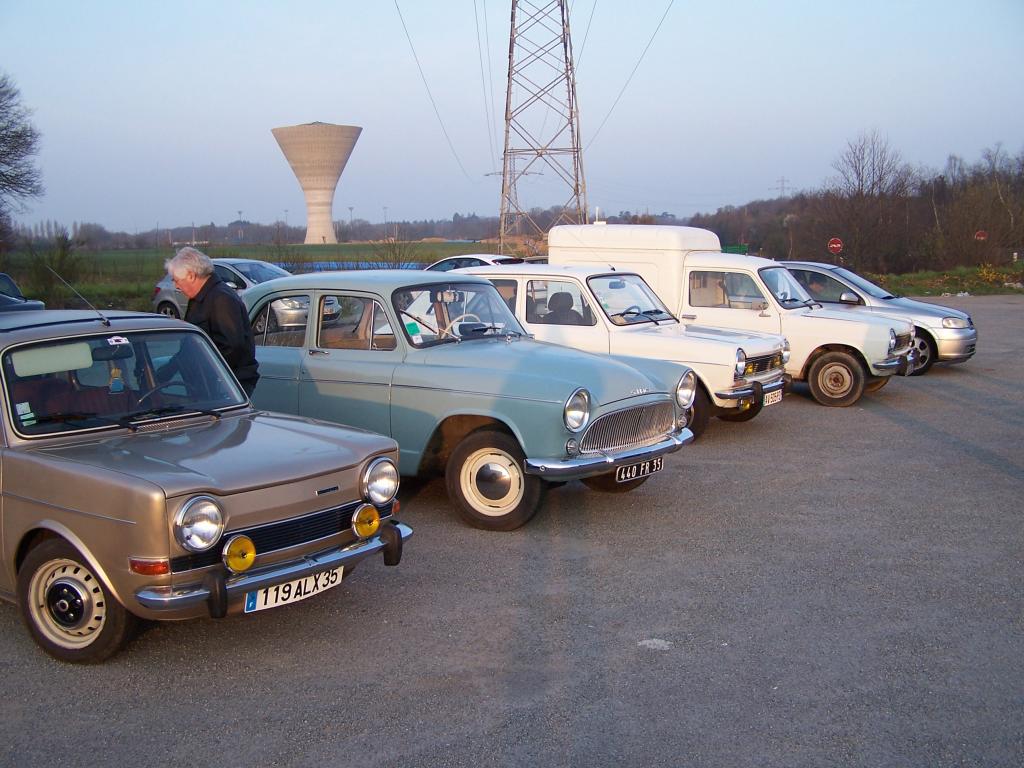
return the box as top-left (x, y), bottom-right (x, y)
top-left (564, 388), bottom-right (591, 432)
top-left (174, 496), bottom-right (224, 552)
top-left (222, 535), bottom-right (256, 574)
top-left (351, 504), bottom-right (381, 539)
top-left (734, 348), bottom-right (747, 379)
top-left (675, 370), bottom-right (696, 409)
top-left (362, 457), bottom-right (400, 505)
top-left (888, 328), bottom-right (897, 351)
top-left (942, 316), bottom-right (968, 329)
top-left (782, 339), bottom-right (791, 365)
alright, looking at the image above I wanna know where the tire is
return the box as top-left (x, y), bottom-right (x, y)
top-left (17, 539), bottom-right (136, 663)
top-left (581, 474), bottom-right (649, 493)
top-left (864, 376), bottom-right (890, 393)
top-left (909, 329), bottom-right (937, 376)
top-left (445, 429), bottom-right (545, 531)
top-left (686, 387), bottom-right (711, 439)
top-left (807, 351), bottom-right (866, 407)
top-left (157, 302), bottom-right (180, 319)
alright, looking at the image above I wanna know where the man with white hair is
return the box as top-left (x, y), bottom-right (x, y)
top-left (164, 247), bottom-right (260, 395)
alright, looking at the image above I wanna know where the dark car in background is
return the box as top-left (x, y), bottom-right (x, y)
top-left (0, 273), bottom-right (45, 312)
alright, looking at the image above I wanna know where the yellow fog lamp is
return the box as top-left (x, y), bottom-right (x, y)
top-left (351, 504), bottom-right (381, 539)
top-left (222, 535), bottom-right (256, 574)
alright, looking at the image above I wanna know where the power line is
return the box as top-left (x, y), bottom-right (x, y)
top-left (585, 0), bottom-right (674, 151)
top-left (474, 0), bottom-right (499, 173)
top-left (574, 0), bottom-right (599, 70)
top-left (394, 1), bottom-right (475, 182)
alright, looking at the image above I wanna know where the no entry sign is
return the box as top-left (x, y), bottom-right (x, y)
top-left (827, 237), bottom-right (843, 255)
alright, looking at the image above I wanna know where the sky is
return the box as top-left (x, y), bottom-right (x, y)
top-left (3, 0), bottom-right (1023, 234)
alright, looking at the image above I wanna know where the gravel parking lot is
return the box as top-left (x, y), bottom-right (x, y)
top-left (2, 294), bottom-right (1021, 768)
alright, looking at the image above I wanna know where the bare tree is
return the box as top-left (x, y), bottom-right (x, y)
top-left (0, 72), bottom-right (43, 221)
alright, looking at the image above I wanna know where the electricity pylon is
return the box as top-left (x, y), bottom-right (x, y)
top-left (499, 0), bottom-right (588, 254)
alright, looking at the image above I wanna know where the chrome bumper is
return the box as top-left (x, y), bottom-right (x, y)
top-left (873, 349), bottom-right (915, 376)
top-left (523, 429), bottom-right (692, 481)
top-left (715, 375), bottom-right (787, 401)
top-left (135, 522), bottom-right (413, 615)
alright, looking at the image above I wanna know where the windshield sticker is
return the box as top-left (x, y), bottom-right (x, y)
top-left (106, 336), bottom-right (130, 346)
top-left (16, 401), bottom-right (36, 426)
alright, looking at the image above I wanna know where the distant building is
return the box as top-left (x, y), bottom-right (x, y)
top-left (272, 122), bottom-right (362, 245)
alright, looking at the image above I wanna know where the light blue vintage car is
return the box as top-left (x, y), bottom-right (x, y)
top-left (244, 271), bottom-right (696, 531)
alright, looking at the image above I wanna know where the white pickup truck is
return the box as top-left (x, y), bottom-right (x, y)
top-left (547, 224), bottom-right (916, 407)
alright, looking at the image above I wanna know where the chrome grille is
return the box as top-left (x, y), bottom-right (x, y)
top-left (746, 353), bottom-right (783, 375)
top-left (579, 402), bottom-right (674, 454)
top-left (170, 499), bottom-right (394, 573)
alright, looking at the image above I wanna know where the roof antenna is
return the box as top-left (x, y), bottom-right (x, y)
top-left (45, 265), bottom-right (111, 326)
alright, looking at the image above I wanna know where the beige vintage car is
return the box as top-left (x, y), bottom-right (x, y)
top-left (0, 310), bottom-right (411, 663)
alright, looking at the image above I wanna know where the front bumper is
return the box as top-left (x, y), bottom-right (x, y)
top-left (935, 327), bottom-right (978, 363)
top-left (714, 374), bottom-right (788, 402)
top-left (523, 428), bottom-right (692, 482)
top-left (134, 521), bottom-right (412, 618)
top-left (872, 348), bottom-right (915, 376)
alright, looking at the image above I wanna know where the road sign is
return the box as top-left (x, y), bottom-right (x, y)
top-left (827, 237), bottom-right (843, 255)
top-left (974, 230), bottom-right (988, 242)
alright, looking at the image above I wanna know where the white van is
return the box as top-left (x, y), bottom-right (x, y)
top-left (548, 224), bottom-right (915, 407)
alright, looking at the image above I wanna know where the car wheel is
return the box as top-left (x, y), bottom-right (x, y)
top-left (581, 474), bottom-right (649, 493)
top-left (446, 429), bottom-right (545, 531)
top-left (864, 376), bottom-right (890, 393)
top-left (157, 302), bottom-right (180, 319)
top-left (17, 539), bottom-right (136, 663)
top-left (686, 387), bottom-right (711, 439)
top-left (909, 329), bottom-right (937, 376)
top-left (807, 351), bottom-right (865, 407)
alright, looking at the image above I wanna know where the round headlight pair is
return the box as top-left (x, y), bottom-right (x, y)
top-left (888, 328), bottom-right (897, 352)
top-left (734, 348), bottom-right (747, 379)
top-left (174, 496), bottom-right (224, 552)
top-left (675, 370), bottom-right (696, 409)
top-left (362, 457), bottom-right (400, 505)
top-left (564, 388), bottom-right (591, 432)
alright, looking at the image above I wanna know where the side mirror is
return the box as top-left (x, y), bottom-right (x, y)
top-left (839, 291), bottom-right (861, 305)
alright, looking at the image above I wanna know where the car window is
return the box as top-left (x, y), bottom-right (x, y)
top-left (394, 282), bottom-right (524, 347)
top-left (252, 295), bottom-right (310, 348)
top-left (318, 295), bottom-right (395, 351)
top-left (689, 270), bottom-right (767, 310)
top-left (759, 267), bottom-right (813, 306)
top-left (3, 330), bottom-right (246, 437)
top-left (232, 261), bottom-right (290, 284)
top-left (490, 279), bottom-right (518, 313)
top-left (789, 269), bottom-right (847, 302)
top-left (588, 273), bottom-right (674, 325)
top-left (524, 280), bottom-right (596, 326)
top-left (214, 265), bottom-right (243, 288)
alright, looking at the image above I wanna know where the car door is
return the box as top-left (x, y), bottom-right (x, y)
top-left (518, 278), bottom-right (609, 353)
top-left (683, 268), bottom-right (783, 335)
top-left (250, 292), bottom-right (310, 413)
top-left (299, 292), bottom-right (400, 437)
top-left (789, 268), bottom-right (856, 305)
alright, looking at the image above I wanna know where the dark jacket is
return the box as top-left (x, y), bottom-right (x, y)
top-left (185, 274), bottom-right (259, 387)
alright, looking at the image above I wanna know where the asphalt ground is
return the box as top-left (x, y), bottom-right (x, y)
top-left (1, 295), bottom-right (1021, 768)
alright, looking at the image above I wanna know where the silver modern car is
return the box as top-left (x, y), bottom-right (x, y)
top-left (151, 258), bottom-right (291, 318)
top-left (784, 261), bottom-right (977, 375)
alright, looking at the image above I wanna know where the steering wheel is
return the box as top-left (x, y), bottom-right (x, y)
top-left (135, 381), bottom-right (179, 408)
top-left (440, 313), bottom-right (481, 338)
top-left (400, 309), bottom-right (438, 333)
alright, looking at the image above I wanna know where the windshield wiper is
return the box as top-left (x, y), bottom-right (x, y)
top-left (118, 405), bottom-right (222, 430)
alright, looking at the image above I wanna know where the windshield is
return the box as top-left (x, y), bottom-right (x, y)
top-left (587, 273), bottom-right (676, 326)
top-left (3, 329), bottom-right (247, 437)
top-left (394, 281), bottom-right (526, 347)
top-left (233, 261), bottom-right (290, 284)
top-left (759, 267), bottom-right (813, 308)
top-left (832, 267), bottom-right (894, 299)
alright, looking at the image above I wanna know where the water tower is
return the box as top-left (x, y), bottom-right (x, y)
top-left (272, 122), bottom-right (362, 245)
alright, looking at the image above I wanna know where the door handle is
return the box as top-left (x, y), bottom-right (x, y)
top-left (678, 313), bottom-right (696, 320)
top-left (308, 349), bottom-right (328, 356)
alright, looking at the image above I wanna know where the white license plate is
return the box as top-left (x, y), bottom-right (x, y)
top-left (763, 389), bottom-right (783, 407)
top-left (244, 566), bottom-right (344, 613)
top-left (615, 456), bottom-right (664, 483)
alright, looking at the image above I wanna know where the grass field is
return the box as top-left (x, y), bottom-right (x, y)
top-left (2, 241), bottom-right (1021, 311)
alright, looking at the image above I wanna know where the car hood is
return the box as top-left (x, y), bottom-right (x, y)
top-left (29, 412), bottom-right (396, 498)
top-left (800, 305), bottom-right (913, 333)
top-left (617, 322), bottom-right (783, 363)
top-left (412, 336), bottom-right (667, 404)
top-left (876, 296), bottom-right (970, 322)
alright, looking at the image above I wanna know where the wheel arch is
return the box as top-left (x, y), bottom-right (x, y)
top-left (14, 523), bottom-right (126, 608)
top-left (416, 414), bottom-right (519, 476)
top-left (799, 344), bottom-right (869, 380)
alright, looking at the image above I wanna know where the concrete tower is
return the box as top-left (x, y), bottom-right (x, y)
top-left (272, 122), bottom-right (361, 245)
